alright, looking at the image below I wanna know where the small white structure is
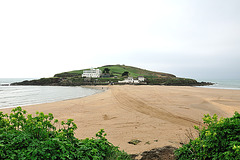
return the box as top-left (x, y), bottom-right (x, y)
top-left (82, 68), bottom-right (102, 78)
top-left (133, 80), bottom-right (139, 84)
top-left (118, 77), bottom-right (139, 84)
top-left (138, 76), bottom-right (145, 82)
top-left (127, 77), bottom-right (134, 83)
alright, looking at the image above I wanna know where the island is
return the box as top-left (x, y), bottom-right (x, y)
top-left (11, 64), bottom-right (213, 86)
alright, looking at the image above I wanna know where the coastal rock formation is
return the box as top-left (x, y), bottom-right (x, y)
top-left (131, 146), bottom-right (177, 160)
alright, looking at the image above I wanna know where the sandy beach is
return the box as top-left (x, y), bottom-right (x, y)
top-left (1, 85), bottom-right (240, 154)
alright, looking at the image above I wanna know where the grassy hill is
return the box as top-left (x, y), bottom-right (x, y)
top-left (54, 64), bottom-right (176, 78)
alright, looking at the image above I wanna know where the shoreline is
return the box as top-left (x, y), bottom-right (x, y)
top-left (0, 85), bottom-right (106, 110)
top-left (1, 85), bottom-right (240, 154)
top-left (196, 85), bottom-right (240, 90)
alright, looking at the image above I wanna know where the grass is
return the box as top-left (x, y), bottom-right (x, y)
top-left (54, 64), bottom-right (176, 78)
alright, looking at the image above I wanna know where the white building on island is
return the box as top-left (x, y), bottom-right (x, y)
top-left (82, 68), bottom-right (102, 78)
top-left (138, 76), bottom-right (145, 82)
top-left (118, 77), bottom-right (141, 84)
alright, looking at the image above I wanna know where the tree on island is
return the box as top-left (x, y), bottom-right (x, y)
top-left (103, 68), bottom-right (110, 74)
top-left (122, 71), bottom-right (129, 77)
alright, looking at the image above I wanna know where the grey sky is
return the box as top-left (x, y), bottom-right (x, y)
top-left (0, 0), bottom-right (239, 80)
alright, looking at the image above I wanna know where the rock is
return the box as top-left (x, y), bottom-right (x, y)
top-left (128, 139), bottom-right (142, 145)
top-left (131, 146), bottom-right (177, 160)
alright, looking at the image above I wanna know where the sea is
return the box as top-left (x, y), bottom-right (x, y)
top-left (0, 78), bottom-right (103, 109)
top-left (197, 79), bottom-right (240, 90)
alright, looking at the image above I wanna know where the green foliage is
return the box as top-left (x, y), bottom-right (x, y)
top-left (103, 68), bottom-right (110, 74)
top-left (0, 107), bottom-right (130, 160)
top-left (98, 65), bottom-right (176, 78)
top-left (54, 72), bottom-right (80, 78)
top-left (175, 112), bottom-right (240, 159)
top-left (146, 77), bottom-right (202, 86)
top-left (122, 71), bottom-right (129, 77)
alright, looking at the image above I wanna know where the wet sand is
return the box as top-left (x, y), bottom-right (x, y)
top-left (1, 85), bottom-right (240, 154)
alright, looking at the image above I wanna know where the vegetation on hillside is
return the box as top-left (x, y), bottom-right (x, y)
top-left (175, 112), bottom-right (240, 159)
top-left (0, 107), bottom-right (131, 160)
top-left (54, 64), bottom-right (176, 78)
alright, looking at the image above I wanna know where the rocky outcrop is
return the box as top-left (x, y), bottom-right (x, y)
top-left (11, 77), bottom-right (61, 86)
top-left (131, 146), bottom-right (177, 160)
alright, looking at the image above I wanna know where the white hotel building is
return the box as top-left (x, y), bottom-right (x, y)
top-left (82, 68), bottom-right (102, 78)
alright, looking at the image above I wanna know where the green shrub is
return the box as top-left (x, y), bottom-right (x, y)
top-left (54, 72), bottom-right (80, 78)
top-left (175, 112), bottom-right (240, 159)
top-left (12, 78), bottom-right (60, 85)
top-left (0, 107), bottom-right (130, 160)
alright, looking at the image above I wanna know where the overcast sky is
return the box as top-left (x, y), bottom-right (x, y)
top-left (0, 0), bottom-right (239, 80)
